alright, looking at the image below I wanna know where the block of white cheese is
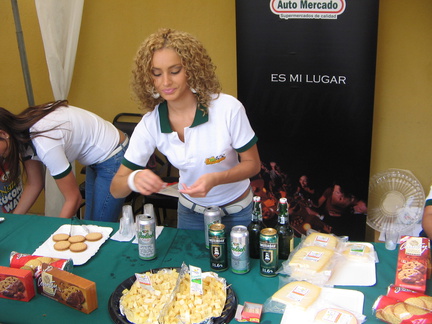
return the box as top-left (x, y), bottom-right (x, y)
top-left (304, 232), bottom-right (339, 250)
top-left (289, 246), bottom-right (334, 273)
top-left (272, 281), bottom-right (321, 310)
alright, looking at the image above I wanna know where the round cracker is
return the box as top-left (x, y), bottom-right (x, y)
top-left (70, 242), bottom-right (88, 253)
top-left (405, 297), bottom-right (426, 310)
top-left (68, 235), bottom-right (86, 243)
top-left (418, 296), bottom-right (432, 311)
top-left (37, 256), bottom-right (53, 264)
top-left (393, 302), bottom-right (411, 320)
top-left (376, 310), bottom-right (386, 321)
top-left (405, 303), bottom-right (429, 315)
top-left (52, 233), bottom-right (70, 242)
top-left (54, 240), bottom-right (71, 251)
top-left (85, 232), bottom-right (103, 242)
top-left (382, 305), bottom-right (402, 324)
top-left (24, 259), bottom-right (42, 269)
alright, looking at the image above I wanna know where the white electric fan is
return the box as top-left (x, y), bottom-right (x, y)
top-left (367, 169), bottom-right (425, 249)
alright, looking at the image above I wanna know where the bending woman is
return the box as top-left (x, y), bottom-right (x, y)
top-left (110, 28), bottom-right (261, 231)
top-left (0, 100), bottom-right (128, 221)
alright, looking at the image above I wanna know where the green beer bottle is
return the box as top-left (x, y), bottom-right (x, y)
top-left (275, 197), bottom-right (294, 260)
top-left (247, 196), bottom-right (265, 259)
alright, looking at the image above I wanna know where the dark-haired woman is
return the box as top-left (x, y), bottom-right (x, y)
top-left (0, 101), bottom-right (128, 221)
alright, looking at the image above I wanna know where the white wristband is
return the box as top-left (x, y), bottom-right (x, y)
top-left (127, 169), bottom-right (143, 193)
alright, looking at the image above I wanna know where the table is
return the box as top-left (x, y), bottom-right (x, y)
top-left (0, 214), bottom-right (427, 324)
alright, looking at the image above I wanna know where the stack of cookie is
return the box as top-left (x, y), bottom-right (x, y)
top-left (373, 294), bottom-right (432, 323)
top-left (52, 232), bottom-right (103, 253)
top-left (9, 251), bottom-right (72, 274)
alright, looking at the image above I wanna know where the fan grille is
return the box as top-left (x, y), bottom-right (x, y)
top-left (367, 169), bottom-right (425, 233)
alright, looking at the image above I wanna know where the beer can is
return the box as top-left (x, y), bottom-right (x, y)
top-left (209, 223), bottom-right (228, 271)
top-left (259, 228), bottom-right (278, 277)
top-left (230, 225), bottom-right (250, 274)
top-left (204, 206), bottom-right (222, 249)
top-left (136, 213), bottom-right (156, 260)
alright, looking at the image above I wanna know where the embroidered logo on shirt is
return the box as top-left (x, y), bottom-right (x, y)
top-left (205, 154), bottom-right (226, 165)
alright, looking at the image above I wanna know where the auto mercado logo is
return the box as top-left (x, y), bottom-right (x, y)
top-left (270, 0), bottom-right (346, 19)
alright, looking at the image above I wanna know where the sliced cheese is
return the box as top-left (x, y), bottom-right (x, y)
top-left (289, 246), bottom-right (334, 273)
top-left (304, 232), bottom-right (338, 250)
top-left (315, 308), bottom-right (358, 324)
top-left (272, 281), bottom-right (321, 310)
top-left (342, 243), bottom-right (372, 261)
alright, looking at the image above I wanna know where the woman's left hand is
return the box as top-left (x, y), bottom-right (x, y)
top-left (179, 173), bottom-right (217, 197)
top-left (179, 144), bottom-right (261, 198)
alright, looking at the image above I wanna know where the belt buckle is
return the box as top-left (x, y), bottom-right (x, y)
top-left (222, 189), bottom-right (252, 215)
top-left (192, 204), bottom-right (206, 214)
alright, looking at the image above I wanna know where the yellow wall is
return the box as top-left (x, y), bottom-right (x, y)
top-left (0, 0), bottom-right (431, 218)
top-left (372, 1), bottom-right (432, 186)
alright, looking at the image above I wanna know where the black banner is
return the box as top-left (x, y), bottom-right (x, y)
top-left (236, 0), bottom-right (379, 240)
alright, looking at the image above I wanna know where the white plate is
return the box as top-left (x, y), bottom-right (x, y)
top-left (33, 224), bottom-right (113, 266)
top-left (281, 287), bottom-right (364, 324)
top-left (327, 243), bottom-right (376, 286)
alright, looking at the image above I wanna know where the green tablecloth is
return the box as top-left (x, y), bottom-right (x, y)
top-left (0, 214), bottom-right (424, 324)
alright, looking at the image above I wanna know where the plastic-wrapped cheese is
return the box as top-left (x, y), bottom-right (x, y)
top-left (342, 243), bottom-right (372, 261)
top-left (315, 308), bottom-right (359, 324)
top-left (289, 246), bottom-right (334, 272)
top-left (304, 232), bottom-right (338, 250)
top-left (272, 281), bottom-right (321, 310)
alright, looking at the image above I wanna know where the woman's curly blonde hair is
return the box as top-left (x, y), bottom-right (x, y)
top-left (131, 28), bottom-right (222, 112)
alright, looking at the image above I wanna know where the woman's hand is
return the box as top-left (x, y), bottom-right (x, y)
top-left (111, 165), bottom-right (165, 198)
top-left (179, 144), bottom-right (261, 198)
top-left (55, 171), bottom-right (82, 218)
top-left (133, 169), bottom-right (166, 195)
top-left (179, 173), bottom-right (218, 197)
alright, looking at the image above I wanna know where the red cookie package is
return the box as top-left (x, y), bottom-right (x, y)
top-left (395, 236), bottom-right (431, 293)
top-left (0, 266), bottom-right (35, 302)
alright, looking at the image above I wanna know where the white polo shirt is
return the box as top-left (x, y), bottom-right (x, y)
top-left (123, 93), bottom-right (258, 206)
top-left (29, 106), bottom-right (120, 178)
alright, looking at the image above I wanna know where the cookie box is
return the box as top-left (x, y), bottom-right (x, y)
top-left (395, 236), bottom-right (430, 293)
top-left (36, 263), bottom-right (97, 314)
top-left (0, 266), bottom-right (35, 302)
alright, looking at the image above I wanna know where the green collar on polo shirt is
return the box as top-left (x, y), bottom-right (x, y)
top-left (158, 101), bottom-right (208, 133)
